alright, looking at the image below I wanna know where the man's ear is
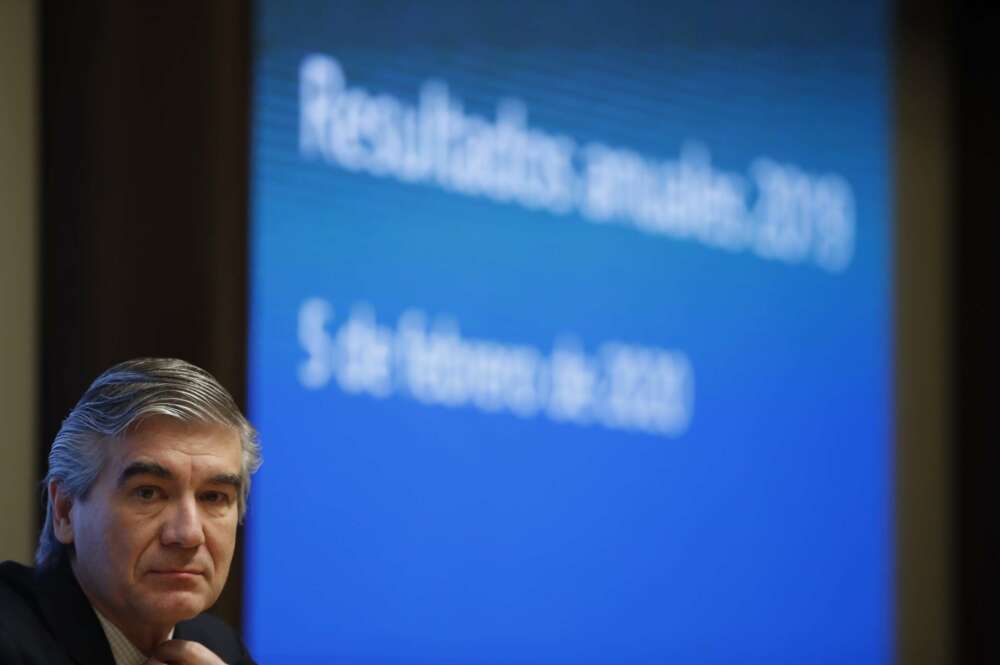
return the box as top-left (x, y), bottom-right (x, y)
top-left (49, 480), bottom-right (76, 545)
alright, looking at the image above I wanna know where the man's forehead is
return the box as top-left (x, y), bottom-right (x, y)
top-left (126, 415), bottom-right (238, 442)
top-left (111, 418), bottom-right (242, 470)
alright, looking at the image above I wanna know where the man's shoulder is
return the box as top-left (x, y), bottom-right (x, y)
top-left (0, 560), bottom-right (36, 587)
top-left (0, 561), bottom-right (76, 665)
top-left (0, 561), bottom-right (43, 620)
top-left (176, 611), bottom-right (255, 665)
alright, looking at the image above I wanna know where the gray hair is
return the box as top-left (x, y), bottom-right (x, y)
top-left (36, 358), bottom-right (262, 567)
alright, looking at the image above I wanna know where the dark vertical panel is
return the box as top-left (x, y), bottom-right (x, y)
top-left (954, 2), bottom-right (1000, 663)
top-left (895, 2), bottom-right (956, 662)
top-left (40, 0), bottom-right (250, 628)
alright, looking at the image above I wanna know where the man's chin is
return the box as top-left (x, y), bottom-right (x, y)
top-left (138, 590), bottom-right (213, 625)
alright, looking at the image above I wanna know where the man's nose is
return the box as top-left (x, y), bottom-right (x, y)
top-left (160, 495), bottom-right (206, 548)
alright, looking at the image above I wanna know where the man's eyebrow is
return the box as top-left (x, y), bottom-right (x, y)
top-left (207, 473), bottom-right (242, 490)
top-left (118, 461), bottom-right (172, 487)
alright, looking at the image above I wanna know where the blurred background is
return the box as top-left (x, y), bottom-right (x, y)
top-left (0, 1), bottom-right (995, 664)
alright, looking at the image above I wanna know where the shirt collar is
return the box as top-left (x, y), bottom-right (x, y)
top-left (94, 608), bottom-right (174, 665)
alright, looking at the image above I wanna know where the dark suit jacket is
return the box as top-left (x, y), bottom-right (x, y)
top-left (0, 560), bottom-right (255, 665)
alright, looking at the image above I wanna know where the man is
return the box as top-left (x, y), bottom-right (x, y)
top-left (0, 358), bottom-right (261, 664)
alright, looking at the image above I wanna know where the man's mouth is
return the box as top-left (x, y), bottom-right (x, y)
top-left (149, 569), bottom-right (205, 579)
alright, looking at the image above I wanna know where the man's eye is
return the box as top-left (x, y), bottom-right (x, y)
top-left (201, 491), bottom-right (232, 505)
top-left (134, 486), bottom-right (161, 501)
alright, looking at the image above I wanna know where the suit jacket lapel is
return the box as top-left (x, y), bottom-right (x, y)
top-left (34, 558), bottom-right (117, 665)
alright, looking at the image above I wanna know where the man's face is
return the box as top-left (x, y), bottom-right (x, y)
top-left (56, 417), bottom-right (243, 629)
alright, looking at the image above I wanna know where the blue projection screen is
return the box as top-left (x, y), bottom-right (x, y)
top-left (246, 2), bottom-right (892, 663)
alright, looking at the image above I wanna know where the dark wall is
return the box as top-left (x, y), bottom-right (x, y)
top-left (40, 0), bottom-right (251, 626)
top-left (953, 2), bottom-right (999, 663)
